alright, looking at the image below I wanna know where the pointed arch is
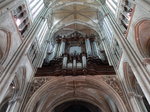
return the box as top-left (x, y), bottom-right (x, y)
top-left (134, 19), bottom-right (150, 58)
top-left (24, 76), bottom-right (128, 112)
top-left (0, 28), bottom-right (11, 65)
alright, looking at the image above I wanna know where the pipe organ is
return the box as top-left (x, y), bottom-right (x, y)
top-left (37, 32), bottom-right (114, 76)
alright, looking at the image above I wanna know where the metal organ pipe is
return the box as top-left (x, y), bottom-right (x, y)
top-left (92, 41), bottom-right (98, 57)
top-left (53, 42), bottom-right (58, 58)
top-left (82, 54), bottom-right (87, 68)
top-left (59, 39), bottom-right (66, 57)
top-left (85, 38), bottom-right (92, 56)
top-left (62, 55), bottom-right (67, 69)
top-left (73, 57), bottom-right (77, 70)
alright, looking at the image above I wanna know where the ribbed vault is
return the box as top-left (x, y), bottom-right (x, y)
top-left (45, 0), bottom-right (105, 37)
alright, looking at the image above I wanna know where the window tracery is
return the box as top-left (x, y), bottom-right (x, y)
top-left (12, 4), bottom-right (30, 37)
top-left (119, 0), bottom-right (134, 35)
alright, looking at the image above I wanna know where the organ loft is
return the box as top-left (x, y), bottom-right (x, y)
top-left (38, 32), bottom-right (114, 76)
top-left (0, 0), bottom-right (150, 112)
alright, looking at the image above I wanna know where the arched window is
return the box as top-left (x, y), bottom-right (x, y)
top-left (0, 67), bottom-right (26, 112)
top-left (0, 29), bottom-right (11, 64)
top-left (135, 19), bottom-right (150, 58)
top-left (0, 81), bottom-right (16, 112)
top-left (0, 99), bottom-right (9, 112)
top-left (119, 0), bottom-right (134, 35)
top-left (123, 62), bottom-right (150, 112)
top-left (12, 4), bottom-right (30, 37)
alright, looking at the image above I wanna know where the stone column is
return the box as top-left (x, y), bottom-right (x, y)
top-left (137, 96), bottom-right (148, 112)
top-left (6, 102), bottom-right (15, 112)
top-left (6, 97), bottom-right (21, 112)
top-left (85, 38), bottom-right (92, 56)
top-left (0, 7), bottom-right (49, 103)
top-left (102, 5), bottom-right (150, 104)
top-left (59, 38), bottom-right (66, 57)
top-left (82, 53), bottom-right (87, 68)
top-left (106, 97), bottom-right (118, 112)
top-left (128, 92), bottom-right (145, 112)
top-left (62, 54), bottom-right (67, 69)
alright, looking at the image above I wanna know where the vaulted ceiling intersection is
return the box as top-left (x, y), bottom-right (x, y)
top-left (45, 0), bottom-right (104, 37)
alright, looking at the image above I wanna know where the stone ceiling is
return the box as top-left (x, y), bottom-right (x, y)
top-left (45, 0), bottom-right (104, 37)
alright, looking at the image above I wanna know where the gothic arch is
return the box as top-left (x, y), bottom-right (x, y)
top-left (52, 1), bottom-right (101, 11)
top-left (123, 62), bottom-right (136, 92)
top-left (0, 67), bottom-right (27, 112)
top-left (134, 19), bottom-right (150, 58)
top-left (49, 22), bottom-right (100, 44)
top-left (123, 62), bottom-right (148, 94)
top-left (46, 0), bottom-right (103, 8)
top-left (0, 77), bottom-right (18, 112)
top-left (0, 28), bottom-right (11, 64)
top-left (15, 67), bottom-right (27, 96)
top-left (52, 21), bottom-right (99, 34)
top-left (24, 77), bottom-right (128, 112)
top-left (123, 62), bottom-right (150, 111)
top-left (0, 97), bottom-right (10, 112)
top-left (49, 18), bottom-right (100, 39)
